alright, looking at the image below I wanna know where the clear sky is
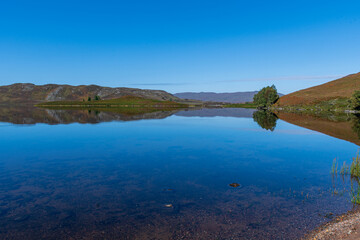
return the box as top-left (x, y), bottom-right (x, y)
top-left (0, 0), bottom-right (359, 94)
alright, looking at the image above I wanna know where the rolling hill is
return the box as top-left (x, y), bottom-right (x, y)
top-left (276, 72), bottom-right (360, 106)
top-left (0, 83), bottom-right (181, 104)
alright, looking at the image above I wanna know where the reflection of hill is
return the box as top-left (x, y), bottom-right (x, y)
top-left (277, 112), bottom-right (360, 146)
top-left (175, 108), bottom-right (256, 118)
top-left (0, 106), bottom-right (179, 125)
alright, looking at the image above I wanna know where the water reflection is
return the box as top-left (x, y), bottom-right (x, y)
top-left (175, 108), bottom-right (256, 118)
top-left (0, 105), bottom-right (180, 124)
top-left (252, 110), bottom-right (278, 131)
top-left (277, 111), bottom-right (360, 146)
top-left (352, 114), bottom-right (360, 139)
top-left (0, 106), bottom-right (360, 239)
top-left (0, 106), bottom-right (258, 125)
top-left (1, 106), bottom-right (360, 146)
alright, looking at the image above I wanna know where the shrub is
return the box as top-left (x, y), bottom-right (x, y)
top-left (253, 85), bottom-right (279, 108)
top-left (351, 90), bottom-right (360, 110)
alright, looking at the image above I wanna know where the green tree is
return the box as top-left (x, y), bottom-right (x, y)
top-left (94, 95), bottom-right (101, 101)
top-left (88, 96), bottom-right (92, 101)
top-left (351, 91), bottom-right (360, 110)
top-left (253, 85), bottom-right (279, 108)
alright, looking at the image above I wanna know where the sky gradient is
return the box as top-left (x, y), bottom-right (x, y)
top-left (0, 0), bottom-right (360, 94)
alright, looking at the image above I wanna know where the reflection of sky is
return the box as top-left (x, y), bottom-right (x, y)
top-left (1, 115), bottom-right (357, 168)
top-left (0, 113), bottom-right (359, 238)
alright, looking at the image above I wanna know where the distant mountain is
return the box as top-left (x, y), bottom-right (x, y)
top-left (276, 72), bottom-right (360, 106)
top-left (174, 91), bottom-right (283, 103)
top-left (0, 83), bottom-right (181, 104)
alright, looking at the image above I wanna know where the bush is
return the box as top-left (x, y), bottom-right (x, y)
top-left (351, 90), bottom-right (360, 110)
top-left (253, 85), bottom-right (279, 108)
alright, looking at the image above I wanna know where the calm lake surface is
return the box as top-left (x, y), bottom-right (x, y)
top-left (0, 107), bottom-right (359, 239)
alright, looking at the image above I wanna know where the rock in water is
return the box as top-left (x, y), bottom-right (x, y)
top-left (229, 183), bottom-right (241, 188)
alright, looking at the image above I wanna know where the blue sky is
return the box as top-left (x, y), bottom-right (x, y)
top-left (0, 0), bottom-right (359, 94)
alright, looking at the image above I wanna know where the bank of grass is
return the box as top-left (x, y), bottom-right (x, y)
top-left (272, 98), bottom-right (355, 114)
top-left (36, 96), bottom-right (188, 109)
top-left (223, 102), bottom-right (257, 108)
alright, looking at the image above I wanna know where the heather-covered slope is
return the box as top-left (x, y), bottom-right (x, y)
top-left (0, 83), bottom-right (180, 104)
top-left (276, 72), bottom-right (360, 106)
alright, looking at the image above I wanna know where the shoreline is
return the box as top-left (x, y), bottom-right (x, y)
top-left (269, 105), bottom-right (360, 115)
top-left (304, 207), bottom-right (360, 240)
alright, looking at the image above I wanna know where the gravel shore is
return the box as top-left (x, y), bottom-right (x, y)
top-left (304, 208), bottom-right (360, 240)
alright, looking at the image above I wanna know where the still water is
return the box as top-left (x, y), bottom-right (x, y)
top-left (0, 107), bottom-right (359, 239)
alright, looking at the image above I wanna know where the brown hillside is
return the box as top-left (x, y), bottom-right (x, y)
top-left (0, 83), bottom-right (180, 104)
top-left (276, 72), bottom-right (360, 106)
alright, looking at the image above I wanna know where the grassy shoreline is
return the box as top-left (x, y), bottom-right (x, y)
top-left (36, 96), bottom-right (189, 109)
top-left (223, 103), bottom-right (257, 108)
top-left (272, 98), bottom-right (359, 114)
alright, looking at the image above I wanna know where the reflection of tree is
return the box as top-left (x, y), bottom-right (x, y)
top-left (352, 114), bottom-right (360, 139)
top-left (253, 111), bottom-right (278, 131)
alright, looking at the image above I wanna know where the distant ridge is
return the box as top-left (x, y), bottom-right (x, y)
top-left (174, 91), bottom-right (284, 103)
top-left (0, 83), bottom-right (180, 104)
top-left (276, 72), bottom-right (360, 106)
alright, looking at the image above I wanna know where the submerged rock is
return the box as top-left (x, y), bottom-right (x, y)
top-left (229, 183), bottom-right (241, 188)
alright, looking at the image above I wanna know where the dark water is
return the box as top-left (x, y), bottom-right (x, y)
top-left (0, 107), bottom-right (359, 239)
